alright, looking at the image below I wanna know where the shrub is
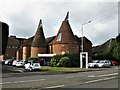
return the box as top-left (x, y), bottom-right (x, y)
top-left (50, 59), bottom-right (57, 67)
top-left (50, 54), bottom-right (80, 67)
top-left (27, 57), bottom-right (38, 60)
top-left (50, 55), bottom-right (62, 67)
top-left (57, 57), bottom-right (72, 67)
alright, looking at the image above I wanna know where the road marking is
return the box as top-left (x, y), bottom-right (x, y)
top-left (88, 75), bottom-right (95, 77)
top-left (102, 77), bottom-right (116, 80)
top-left (65, 76), bottom-right (75, 78)
top-left (85, 76), bottom-right (116, 84)
top-left (0, 79), bottom-right (46, 85)
top-left (85, 79), bottom-right (103, 83)
top-left (98, 73), bottom-right (118, 77)
top-left (45, 85), bottom-right (65, 89)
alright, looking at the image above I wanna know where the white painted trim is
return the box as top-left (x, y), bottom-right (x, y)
top-left (38, 54), bottom-right (56, 57)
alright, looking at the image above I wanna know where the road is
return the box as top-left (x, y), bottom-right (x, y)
top-left (1, 65), bottom-right (119, 89)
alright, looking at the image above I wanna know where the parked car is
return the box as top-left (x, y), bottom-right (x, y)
top-left (111, 60), bottom-right (120, 66)
top-left (88, 60), bottom-right (99, 68)
top-left (4, 59), bottom-right (12, 65)
top-left (15, 60), bottom-right (25, 67)
top-left (8, 59), bottom-right (14, 66)
top-left (97, 60), bottom-right (111, 68)
top-left (24, 60), bottom-right (41, 71)
top-left (12, 60), bottom-right (19, 66)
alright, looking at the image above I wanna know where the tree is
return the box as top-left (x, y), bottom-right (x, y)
top-left (112, 34), bottom-right (120, 61)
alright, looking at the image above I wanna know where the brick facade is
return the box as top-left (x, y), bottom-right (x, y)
top-left (51, 44), bottom-right (79, 55)
top-left (31, 47), bottom-right (46, 57)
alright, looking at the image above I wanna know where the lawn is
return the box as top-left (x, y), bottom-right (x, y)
top-left (41, 66), bottom-right (81, 71)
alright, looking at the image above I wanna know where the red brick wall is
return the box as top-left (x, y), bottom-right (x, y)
top-left (31, 47), bottom-right (46, 57)
top-left (52, 44), bottom-right (79, 55)
top-left (4, 48), bottom-right (17, 59)
top-left (83, 41), bottom-right (92, 61)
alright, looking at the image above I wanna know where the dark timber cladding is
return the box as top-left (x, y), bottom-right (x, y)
top-left (31, 19), bottom-right (47, 47)
top-left (52, 12), bottom-right (79, 44)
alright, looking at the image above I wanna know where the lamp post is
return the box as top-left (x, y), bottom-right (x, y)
top-left (80, 20), bottom-right (91, 69)
top-left (81, 21), bottom-right (91, 52)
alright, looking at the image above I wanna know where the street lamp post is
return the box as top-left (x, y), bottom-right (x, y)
top-left (81, 21), bottom-right (91, 52)
top-left (80, 20), bottom-right (91, 69)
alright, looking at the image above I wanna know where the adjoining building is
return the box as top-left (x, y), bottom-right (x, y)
top-left (0, 22), bottom-right (9, 60)
top-left (4, 36), bottom-right (26, 60)
top-left (4, 12), bottom-right (92, 65)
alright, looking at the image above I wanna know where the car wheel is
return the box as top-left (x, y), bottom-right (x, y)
top-left (94, 65), bottom-right (98, 68)
top-left (29, 67), bottom-right (33, 72)
top-left (102, 65), bottom-right (105, 68)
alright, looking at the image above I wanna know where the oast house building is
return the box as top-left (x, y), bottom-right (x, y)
top-left (5, 13), bottom-right (92, 65)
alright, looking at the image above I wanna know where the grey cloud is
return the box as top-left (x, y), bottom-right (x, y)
top-left (3, 1), bottom-right (118, 45)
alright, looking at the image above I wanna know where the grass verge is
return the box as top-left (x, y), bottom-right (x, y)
top-left (41, 66), bottom-right (81, 71)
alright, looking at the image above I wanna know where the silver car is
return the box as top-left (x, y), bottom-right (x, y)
top-left (97, 60), bottom-right (111, 68)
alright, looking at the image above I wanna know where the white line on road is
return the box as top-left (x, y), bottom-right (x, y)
top-left (65, 76), bottom-right (75, 78)
top-left (88, 75), bottom-right (95, 77)
top-left (85, 79), bottom-right (103, 83)
top-left (98, 73), bottom-right (118, 77)
top-left (45, 85), bottom-right (65, 89)
top-left (85, 76), bottom-right (116, 84)
top-left (0, 79), bottom-right (46, 85)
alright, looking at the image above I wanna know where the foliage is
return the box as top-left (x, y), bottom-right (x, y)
top-left (57, 57), bottom-right (71, 67)
top-left (27, 57), bottom-right (38, 60)
top-left (93, 34), bottom-right (120, 61)
top-left (50, 54), bottom-right (80, 67)
top-left (49, 55), bottom-right (63, 67)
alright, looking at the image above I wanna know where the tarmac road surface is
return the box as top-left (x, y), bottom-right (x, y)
top-left (1, 65), bottom-right (119, 89)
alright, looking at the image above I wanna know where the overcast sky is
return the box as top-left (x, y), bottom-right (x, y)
top-left (0, 0), bottom-right (119, 46)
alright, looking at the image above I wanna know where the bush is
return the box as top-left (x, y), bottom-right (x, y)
top-left (27, 57), bottom-right (38, 60)
top-left (50, 54), bottom-right (80, 67)
top-left (50, 59), bottom-right (57, 67)
top-left (57, 57), bottom-right (71, 67)
top-left (49, 55), bottom-right (62, 67)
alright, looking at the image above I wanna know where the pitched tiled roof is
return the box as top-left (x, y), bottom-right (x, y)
top-left (92, 38), bottom-right (115, 53)
top-left (52, 12), bottom-right (79, 44)
top-left (22, 36), bottom-right (34, 46)
top-left (8, 36), bottom-right (20, 46)
top-left (31, 19), bottom-right (47, 47)
top-left (46, 36), bottom-right (56, 44)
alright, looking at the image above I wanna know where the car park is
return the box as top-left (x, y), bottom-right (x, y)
top-left (4, 59), bottom-right (12, 65)
top-left (24, 60), bottom-right (41, 71)
top-left (15, 60), bottom-right (25, 67)
top-left (88, 60), bottom-right (99, 67)
top-left (111, 60), bottom-right (120, 66)
top-left (8, 59), bottom-right (14, 66)
top-left (97, 60), bottom-right (111, 68)
top-left (12, 60), bottom-right (19, 66)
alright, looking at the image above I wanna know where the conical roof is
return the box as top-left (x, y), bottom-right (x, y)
top-left (31, 19), bottom-right (47, 47)
top-left (52, 12), bottom-right (78, 44)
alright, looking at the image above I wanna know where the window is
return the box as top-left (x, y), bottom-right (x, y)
top-left (57, 33), bottom-right (62, 41)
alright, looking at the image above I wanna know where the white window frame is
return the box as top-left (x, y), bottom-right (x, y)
top-left (57, 33), bottom-right (62, 41)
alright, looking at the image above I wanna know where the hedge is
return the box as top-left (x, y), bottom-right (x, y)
top-left (50, 54), bottom-right (80, 67)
